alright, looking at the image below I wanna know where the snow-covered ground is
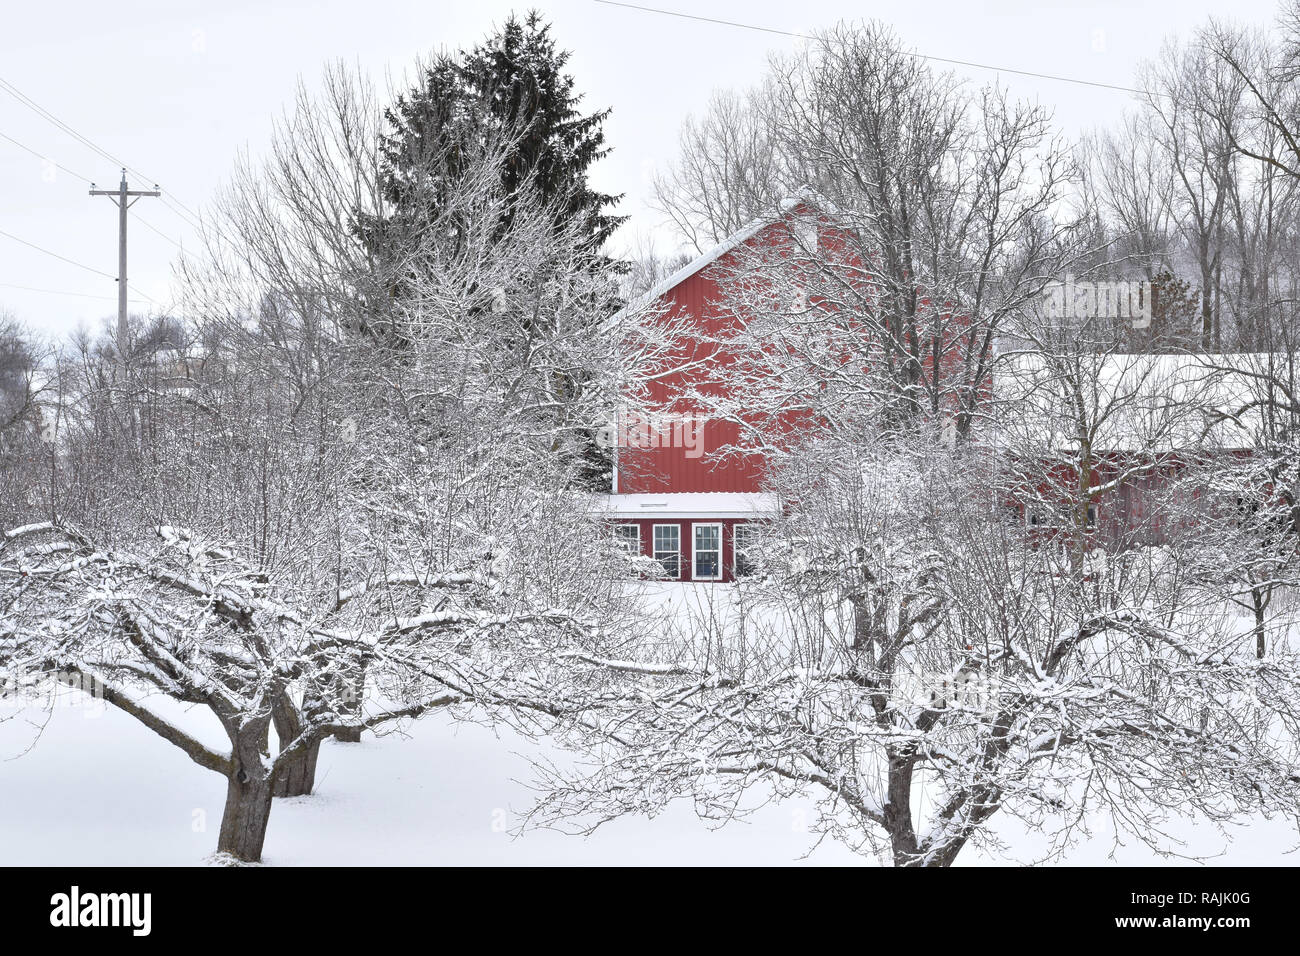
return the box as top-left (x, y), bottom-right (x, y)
top-left (5, 686), bottom-right (1294, 868)
top-left (3, 582), bottom-right (1296, 866)
top-left (2, 683), bottom-right (1296, 866)
top-left (0, 691), bottom-right (865, 866)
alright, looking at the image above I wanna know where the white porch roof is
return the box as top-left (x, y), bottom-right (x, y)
top-left (595, 493), bottom-right (780, 519)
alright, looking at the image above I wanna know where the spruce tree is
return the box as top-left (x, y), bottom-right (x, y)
top-left (378, 10), bottom-right (624, 249)
top-left (360, 12), bottom-right (623, 491)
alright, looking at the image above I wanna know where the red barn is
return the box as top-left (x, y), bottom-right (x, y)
top-left (602, 197), bottom-right (1275, 581)
top-left (996, 352), bottom-right (1271, 548)
top-left (603, 193), bottom-right (932, 582)
top-left (601, 200), bottom-right (819, 582)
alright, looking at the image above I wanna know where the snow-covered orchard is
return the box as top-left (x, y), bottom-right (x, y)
top-left (6, 11), bottom-right (1300, 868)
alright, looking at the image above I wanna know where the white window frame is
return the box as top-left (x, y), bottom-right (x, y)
top-left (1025, 506), bottom-right (1057, 529)
top-left (692, 522), bottom-right (724, 581)
top-left (653, 524), bottom-right (681, 579)
top-left (613, 523), bottom-right (640, 557)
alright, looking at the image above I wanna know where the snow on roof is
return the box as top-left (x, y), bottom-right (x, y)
top-left (595, 493), bottom-right (781, 518)
top-left (614, 187), bottom-right (825, 323)
top-left (993, 351), bottom-right (1293, 452)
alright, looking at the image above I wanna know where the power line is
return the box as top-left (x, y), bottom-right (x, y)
top-left (152, 188), bottom-right (204, 231)
top-left (0, 80), bottom-right (192, 316)
top-left (0, 130), bottom-right (92, 182)
top-left (0, 72), bottom-right (210, 228)
top-left (129, 286), bottom-right (168, 309)
top-left (592, 0), bottom-right (1153, 97)
top-left (0, 226), bottom-right (116, 280)
top-left (0, 225), bottom-right (167, 310)
top-left (0, 129), bottom-right (186, 248)
top-left (0, 74), bottom-right (144, 177)
top-left (132, 209), bottom-right (184, 249)
top-left (160, 195), bottom-right (204, 233)
top-left (0, 280), bottom-right (151, 303)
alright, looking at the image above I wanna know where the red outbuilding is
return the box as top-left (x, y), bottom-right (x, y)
top-left (600, 195), bottom-right (1271, 582)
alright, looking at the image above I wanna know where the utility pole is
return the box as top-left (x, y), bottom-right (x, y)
top-left (90, 169), bottom-right (161, 347)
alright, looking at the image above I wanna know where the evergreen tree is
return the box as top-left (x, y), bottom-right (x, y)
top-left (378, 10), bottom-right (624, 251)
top-left (357, 12), bottom-right (623, 491)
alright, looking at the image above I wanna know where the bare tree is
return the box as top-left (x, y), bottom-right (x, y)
top-left (1087, 21), bottom-right (1300, 354)
top-left (0, 315), bottom-right (48, 528)
top-left (649, 86), bottom-right (791, 255)
top-left (1133, 41), bottom-right (1245, 350)
top-left (524, 429), bottom-right (1300, 865)
top-left (757, 23), bottom-right (1077, 438)
top-left (513, 24), bottom-right (1300, 858)
top-left (0, 522), bottom-right (435, 860)
top-left (1, 55), bottom-right (707, 864)
top-left (0, 510), bottom-right (652, 862)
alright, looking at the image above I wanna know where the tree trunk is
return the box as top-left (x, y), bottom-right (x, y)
top-left (331, 661), bottom-right (366, 743)
top-left (1201, 258), bottom-right (1214, 350)
top-left (883, 748), bottom-right (922, 866)
top-left (216, 770), bottom-right (275, 862)
top-left (273, 742), bottom-right (320, 797)
top-left (921, 840), bottom-right (965, 867)
top-left (216, 720), bottom-right (276, 862)
top-left (1252, 586), bottom-right (1268, 660)
top-left (272, 697), bottom-right (320, 797)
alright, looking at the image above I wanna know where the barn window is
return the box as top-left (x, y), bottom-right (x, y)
top-left (653, 524), bottom-right (680, 578)
top-left (693, 523), bottom-right (722, 580)
top-left (613, 524), bottom-right (640, 556)
top-left (733, 523), bottom-right (758, 578)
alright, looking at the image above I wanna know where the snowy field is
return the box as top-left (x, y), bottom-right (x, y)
top-left (3, 695), bottom-right (1295, 866)
top-left (2, 583), bottom-right (1297, 866)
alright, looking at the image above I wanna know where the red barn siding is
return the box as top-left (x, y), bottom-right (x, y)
top-left (615, 206), bottom-right (984, 496)
top-left (617, 206), bottom-right (829, 495)
top-left (618, 252), bottom-right (765, 494)
top-left (610, 200), bottom-right (992, 582)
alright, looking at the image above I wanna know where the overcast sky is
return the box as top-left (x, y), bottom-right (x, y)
top-left (0, 0), bottom-right (1288, 340)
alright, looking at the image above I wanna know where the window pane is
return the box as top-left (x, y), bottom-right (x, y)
top-left (695, 550), bottom-right (719, 578)
top-left (653, 525), bottom-right (680, 578)
top-left (614, 525), bottom-right (639, 555)
top-left (693, 525), bottom-right (721, 579)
